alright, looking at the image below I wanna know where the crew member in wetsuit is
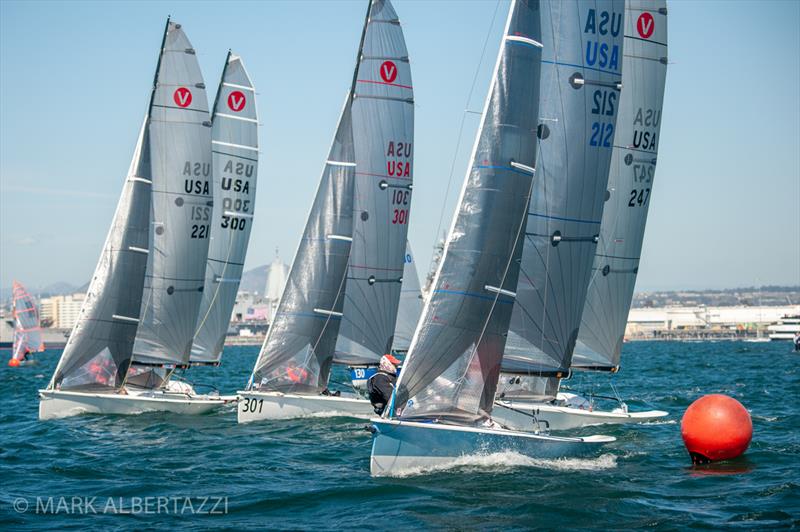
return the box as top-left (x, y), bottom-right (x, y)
top-left (367, 354), bottom-right (400, 415)
top-left (794, 331), bottom-right (800, 352)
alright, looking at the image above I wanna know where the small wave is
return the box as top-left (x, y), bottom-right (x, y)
top-left (752, 415), bottom-right (778, 422)
top-left (385, 452), bottom-right (617, 478)
top-left (295, 411), bottom-right (371, 420)
top-left (640, 419), bottom-right (677, 425)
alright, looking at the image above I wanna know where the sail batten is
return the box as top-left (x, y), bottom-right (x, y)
top-left (190, 52), bottom-right (259, 364)
top-left (573, 0), bottom-right (668, 371)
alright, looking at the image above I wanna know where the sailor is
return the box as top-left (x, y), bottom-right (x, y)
top-left (367, 354), bottom-right (400, 415)
top-left (793, 331), bottom-right (800, 352)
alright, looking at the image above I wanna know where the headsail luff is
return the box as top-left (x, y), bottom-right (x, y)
top-left (392, 0), bottom-right (543, 423)
top-left (11, 281), bottom-right (44, 361)
top-left (334, 0), bottom-right (414, 366)
top-left (132, 21), bottom-right (213, 367)
top-left (573, 0), bottom-right (668, 371)
top-left (191, 52), bottom-right (259, 365)
top-left (500, 0), bottom-right (625, 398)
top-left (391, 242), bottom-right (423, 353)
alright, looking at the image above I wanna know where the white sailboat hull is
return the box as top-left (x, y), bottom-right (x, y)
top-left (38, 389), bottom-right (233, 420)
top-left (237, 390), bottom-right (374, 423)
top-left (493, 398), bottom-right (668, 431)
top-left (370, 418), bottom-right (615, 477)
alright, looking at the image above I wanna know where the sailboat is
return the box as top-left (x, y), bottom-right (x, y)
top-left (492, 0), bottom-right (669, 432)
top-left (39, 19), bottom-right (231, 419)
top-left (170, 51), bottom-right (259, 393)
top-left (350, 241), bottom-right (423, 389)
top-left (8, 281), bottom-right (45, 366)
top-left (238, 0), bottom-right (414, 423)
top-left (370, 0), bottom-right (614, 477)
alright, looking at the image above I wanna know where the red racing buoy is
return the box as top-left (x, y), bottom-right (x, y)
top-left (8, 358), bottom-right (21, 367)
top-left (681, 394), bottom-right (752, 464)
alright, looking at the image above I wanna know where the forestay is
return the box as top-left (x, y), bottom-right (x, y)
top-left (191, 52), bottom-right (259, 364)
top-left (392, 242), bottom-right (423, 353)
top-left (335, 0), bottom-right (414, 366)
top-left (573, 0), bottom-right (668, 371)
top-left (501, 0), bottom-right (625, 398)
top-left (393, 0), bottom-right (542, 423)
top-left (133, 22), bottom-right (213, 367)
top-left (11, 281), bottom-right (44, 361)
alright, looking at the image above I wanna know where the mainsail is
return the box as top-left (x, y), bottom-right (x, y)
top-left (573, 0), bottom-right (668, 371)
top-left (392, 242), bottom-right (423, 353)
top-left (191, 52), bottom-right (259, 364)
top-left (132, 21), bottom-right (213, 367)
top-left (500, 0), bottom-right (625, 398)
top-left (11, 281), bottom-right (44, 361)
top-left (393, 0), bottom-right (542, 422)
top-left (334, 0), bottom-right (414, 366)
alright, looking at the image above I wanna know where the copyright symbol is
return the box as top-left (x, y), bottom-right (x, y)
top-left (13, 497), bottom-right (28, 513)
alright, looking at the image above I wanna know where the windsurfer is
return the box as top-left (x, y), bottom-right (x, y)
top-left (367, 354), bottom-right (400, 415)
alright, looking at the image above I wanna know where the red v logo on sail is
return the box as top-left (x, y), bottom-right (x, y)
top-left (637, 12), bottom-right (654, 39)
top-left (173, 87), bottom-right (193, 108)
top-left (380, 61), bottom-right (398, 83)
top-left (227, 91), bottom-right (246, 112)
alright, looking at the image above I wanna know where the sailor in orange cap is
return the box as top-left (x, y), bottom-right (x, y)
top-left (367, 354), bottom-right (400, 415)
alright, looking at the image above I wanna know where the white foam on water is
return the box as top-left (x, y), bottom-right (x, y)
top-left (385, 452), bottom-right (618, 478)
top-left (752, 415), bottom-right (777, 422)
top-left (640, 419), bottom-right (677, 425)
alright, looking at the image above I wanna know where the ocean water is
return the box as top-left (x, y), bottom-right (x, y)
top-left (1, 341), bottom-right (798, 530)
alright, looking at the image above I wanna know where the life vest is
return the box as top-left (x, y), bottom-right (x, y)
top-left (287, 367), bottom-right (309, 383)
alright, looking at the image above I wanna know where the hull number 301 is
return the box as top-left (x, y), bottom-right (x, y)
top-left (240, 397), bottom-right (264, 414)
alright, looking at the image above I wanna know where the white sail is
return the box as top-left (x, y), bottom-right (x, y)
top-left (48, 117), bottom-right (151, 390)
top-left (335, 0), bottom-right (414, 366)
top-left (248, 100), bottom-right (355, 393)
top-left (573, 0), bottom-right (668, 371)
top-left (191, 52), bottom-right (259, 365)
top-left (392, 242), bottom-right (423, 353)
top-left (500, 0), bottom-right (625, 399)
top-left (392, 0), bottom-right (543, 422)
top-left (132, 21), bottom-right (213, 367)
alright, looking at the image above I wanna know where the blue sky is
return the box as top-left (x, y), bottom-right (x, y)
top-left (1, 0), bottom-right (798, 292)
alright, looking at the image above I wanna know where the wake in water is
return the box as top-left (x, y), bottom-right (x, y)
top-left (385, 452), bottom-right (618, 478)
